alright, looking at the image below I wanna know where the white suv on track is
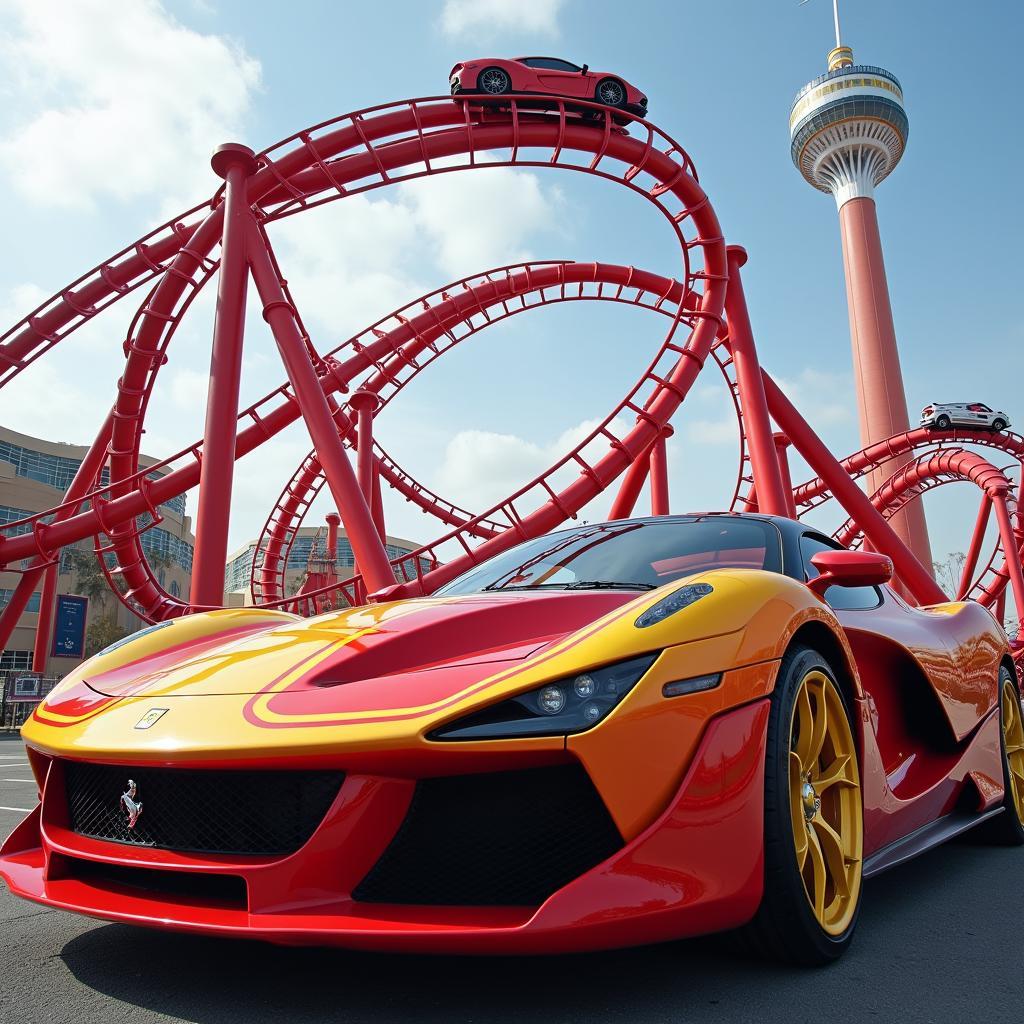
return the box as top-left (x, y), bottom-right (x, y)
top-left (920, 402), bottom-right (1011, 432)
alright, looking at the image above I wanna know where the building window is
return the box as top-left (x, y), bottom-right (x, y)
top-left (0, 650), bottom-right (33, 671)
top-left (0, 439), bottom-right (186, 517)
top-left (0, 589), bottom-right (42, 613)
top-left (0, 504), bottom-right (36, 536)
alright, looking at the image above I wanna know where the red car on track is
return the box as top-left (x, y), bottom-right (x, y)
top-left (449, 56), bottom-right (648, 117)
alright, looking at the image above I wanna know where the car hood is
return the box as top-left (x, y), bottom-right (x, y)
top-left (82, 590), bottom-right (637, 702)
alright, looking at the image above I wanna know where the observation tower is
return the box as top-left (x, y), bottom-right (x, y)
top-left (789, 1), bottom-right (932, 572)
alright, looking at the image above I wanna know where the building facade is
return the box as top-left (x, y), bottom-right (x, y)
top-left (225, 526), bottom-right (428, 602)
top-left (0, 424), bottom-right (195, 676)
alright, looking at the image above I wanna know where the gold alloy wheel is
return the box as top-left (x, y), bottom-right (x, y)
top-left (1002, 680), bottom-right (1024, 824)
top-left (788, 669), bottom-right (863, 935)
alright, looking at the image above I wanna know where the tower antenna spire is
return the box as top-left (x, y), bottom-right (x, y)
top-left (833, 0), bottom-right (843, 49)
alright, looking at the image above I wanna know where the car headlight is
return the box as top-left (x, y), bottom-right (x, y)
top-left (635, 582), bottom-right (713, 628)
top-left (429, 653), bottom-right (657, 741)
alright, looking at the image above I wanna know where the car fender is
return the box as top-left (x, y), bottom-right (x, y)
top-left (569, 569), bottom-right (858, 838)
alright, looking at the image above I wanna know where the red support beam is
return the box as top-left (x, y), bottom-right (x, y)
top-left (350, 390), bottom-right (380, 503)
top-left (190, 143), bottom-right (258, 608)
top-left (772, 433), bottom-right (798, 519)
top-left (31, 563), bottom-right (58, 673)
top-left (370, 456), bottom-right (386, 542)
top-left (724, 247), bottom-right (789, 517)
top-left (245, 219), bottom-right (396, 594)
top-left (762, 372), bottom-right (947, 606)
top-left (958, 495), bottom-right (992, 600)
top-left (991, 493), bottom-right (1024, 628)
top-left (0, 411), bottom-right (113, 654)
top-left (649, 426), bottom-right (673, 516)
top-left (325, 512), bottom-right (340, 563)
top-left (609, 441), bottom-right (656, 520)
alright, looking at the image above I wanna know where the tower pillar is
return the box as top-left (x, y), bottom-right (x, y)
top-left (790, 37), bottom-right (934, 583)
top-left (838, 195), bottom-right (932, 571)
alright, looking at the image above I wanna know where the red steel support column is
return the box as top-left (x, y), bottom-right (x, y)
top-left (958, 495), bottom-right (992, 600)
top-left (649, 426), bottom-right (673, 516)
top-left (772, 433), bottom-right (798, 519)
top-left (724, 247), bottom-right (789, 517)
top-left (349, 390), bottom-right (379, 502)
top-left (190, 143), bottom-right (258, 608)
top-left (325, 512), bottom-right (340, 564)
top-left (991, 493), bottom-right (1024, 626)
top-left (838, 196), bottom-right (933, 573)
top-left (246, 220), bottom-right (396, 594)
top-left (0, 411), bottom-right (114, 653)
top-left (31, 563), bottom-right (58, 673)
top-left (763, 372), bottom-right (947, 606)
top-left (370, 457), bottom-right (386, 542)
top-left (609, 442), bottom-right (656, 520)
top-left (995, 589), bottom-right (1007, 630)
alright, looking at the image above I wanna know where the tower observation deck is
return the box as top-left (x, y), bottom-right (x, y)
top-left (789, 25), bottom-right (932, 577)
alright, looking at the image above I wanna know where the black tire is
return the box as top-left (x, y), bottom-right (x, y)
top-left (741, 644), bottom-right (862, 965)
top-left (976, 666), bottom-right (1024, 845)
top-left (935, 414), bottom-right (951, 430)
top-left (476, 66), bottom-right (511, 96)
top-left (595, 77), bottom-right (627, 108)
top-left (992, 418), bottom-right (1007, 432)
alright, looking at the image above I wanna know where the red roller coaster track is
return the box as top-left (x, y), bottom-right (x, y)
top-left (0, 94), bottom-right (1020, 666)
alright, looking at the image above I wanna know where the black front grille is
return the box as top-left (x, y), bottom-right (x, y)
top-left (64, 761), bottom-right (344, 856)
top-left (353, 764), bottom-right (623, 906)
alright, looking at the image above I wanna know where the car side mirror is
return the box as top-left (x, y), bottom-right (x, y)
top-left (581, 64), bottom-right (589, 74)
top-left (807, 550), bottom-right (893, 598)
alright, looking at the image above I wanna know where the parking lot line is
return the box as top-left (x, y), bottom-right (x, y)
top-left (1, 778), bottom-right (35, 784)
top-left (0, 805), bottom-right (32, 813)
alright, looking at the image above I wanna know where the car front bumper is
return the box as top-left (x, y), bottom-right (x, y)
top-left (1, 699), bottom-right (768, 954)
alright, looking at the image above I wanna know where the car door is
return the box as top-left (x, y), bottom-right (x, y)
top-left (520, 58), bottom-right (591, 98)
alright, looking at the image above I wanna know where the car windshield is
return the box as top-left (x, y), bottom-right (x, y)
top-left (435, 518), bottom-right (783, 595)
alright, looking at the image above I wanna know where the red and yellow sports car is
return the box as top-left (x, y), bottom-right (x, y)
top-left (449, 56), bottom-right (648, 117)
top-left (2, 514), bottom-right (1021, 964)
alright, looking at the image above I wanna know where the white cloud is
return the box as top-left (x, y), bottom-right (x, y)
top-left (0, 358), bottom-right (110, 438)
top-left (684, 417), bottom-right (737, 445)
top-left (169, 367), bottom-right (210, 412)
top-left (398, 167), bottom-right (567, 277)
top-left (267, 164), bottom-right (567, 341)
top-left (774, 368), bottom-right (854, 427)
top-left (0, 282), bottom-right (49, 335)
top-left (0, 0), bottom-right (261, 210)
top-left (440, 0), bottom-right (567, 38)
top-left (434, 416), bottom-right (629, 515)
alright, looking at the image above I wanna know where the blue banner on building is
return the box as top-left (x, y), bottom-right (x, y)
top-left (51, 594), bottom-right (88, 659)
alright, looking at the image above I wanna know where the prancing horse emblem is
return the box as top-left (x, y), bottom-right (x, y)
top-left (120, 779), bottom-right (143, 829)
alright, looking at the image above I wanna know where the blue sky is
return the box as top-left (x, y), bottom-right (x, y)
top-left (0, 0), bottom-right (1020, 569)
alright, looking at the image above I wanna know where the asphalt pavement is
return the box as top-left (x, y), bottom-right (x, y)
top-left (1, 732), bottom-right (1021, 1024)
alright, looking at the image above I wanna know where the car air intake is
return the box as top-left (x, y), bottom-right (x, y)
top-left (353, 763), bottom-right (623, 906)
top-left (67, 856), bottom-right (247, 909)
top-left (64, 761), bottom-right (344, 856)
